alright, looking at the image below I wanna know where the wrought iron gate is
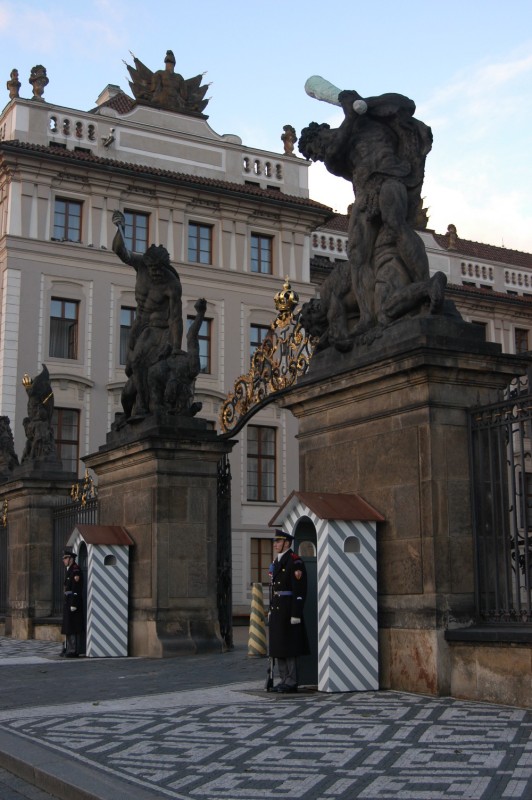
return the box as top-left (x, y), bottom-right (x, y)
top-left (217, 453), bottom-right (232, 649)
top-left (0, 522), bottom-right (7, 616)
top-left (469, 371), bottom-right (532, 625)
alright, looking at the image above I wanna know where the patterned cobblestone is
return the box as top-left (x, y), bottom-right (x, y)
top-left (0, 636), bottom-right (531, 800)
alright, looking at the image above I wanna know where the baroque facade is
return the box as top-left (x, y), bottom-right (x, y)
top-left (0, 70), bottom-right (331, 618)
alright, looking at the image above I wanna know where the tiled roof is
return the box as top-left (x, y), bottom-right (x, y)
top-left (0, 140), bottom-right (333, 214)
top-left (309, 257), bottom-right (532, 305)
top-left (445, 282), bottom-right (532, 304)
top-left (319, 213), bottom-right (350, 233)
top-left (433, 231), bottom-right (532, 269)
top-left (90, 92), bottom-right (136, 115)
top-left (317, 213), bottom-right (532, 268)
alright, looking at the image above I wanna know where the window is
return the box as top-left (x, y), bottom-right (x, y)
top-left (251, 234), bottom-right (272, 274)
top-left (247, 425), bottom-right (276, 501)
top-left (120, 306), bottom-right (136, 365)
top-left (124, 210), bottom-right (149, 253)
top-left (515, 328), bottom-right (529, 354)
top-left (526, 474), bottom-right (532, 530)
top-left (187, 316), bottom-right (211, 373)
top-left (49, 298), bottom-right (79, 359)
top-left (250, 323), bottom-right (271, 364)
top-left (53, 198), bottom-right (82, 242)
top-left (251, 538), bottom-right (273, 584)
top-left (188, 222), bottom-right (213, 264)
top-left (52, 408), bottom-right (79, 474)
top-left (471, 320), bottom-right (487, 341)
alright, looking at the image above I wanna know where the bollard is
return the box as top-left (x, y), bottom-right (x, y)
top-left (247, 582), bottom-right (267, 657)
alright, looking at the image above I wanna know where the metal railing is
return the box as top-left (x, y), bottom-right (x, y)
top-left (469, 373), bottom-right (532, 625)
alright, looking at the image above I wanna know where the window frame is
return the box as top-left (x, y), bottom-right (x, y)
top-left (119, 306), bottom-right (136, 366)
top-left (124, 209), bottom-right (149, 254)
top-left (251, 233), bottom-right (273, 275)
top-left (249, 323), bottom-right (271, 364)
top-left (515, 327), bottom-right (530, 354)
top-left (49, 297), bottom-right (79, 360)
top-left (188, 221), bottom-right (213, 265)
top-left (247, 424), bottom-right (276, 502)
top-left (52, 407), bottom-right (80, 474)
top-left (53, 197), bottom-right (82, 243)
top-left (186, 315), bottom-right (212, 374)
top-left (250, 537), bottom-right (274, 585)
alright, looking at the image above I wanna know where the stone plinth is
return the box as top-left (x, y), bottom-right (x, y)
top-left (281, 316), bottom-right (528, 696)
top-left (0, 470), bottom-right (75, 639)
top-left (84, 416), bottom-right (235, 657)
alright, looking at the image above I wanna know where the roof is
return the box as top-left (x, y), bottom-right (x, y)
top-left (91, 92), bottom-right (136, 115)
top-left (316, 212), bottom-right (532, 269)
top-left (319, 213), bottom-right (350, 233)
top-left (73, 524), bottom-right (134, 546)
top-left (433, 231), bottom-right (532, 270)
top-left (269, 490), bottom-right (385, 524)
top-left (0, 140), bottom-right (333, 216)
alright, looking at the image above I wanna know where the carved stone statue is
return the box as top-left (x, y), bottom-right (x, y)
top-left (281, 124), bottom-right (297, 156)
top-left (0, 416), bottom-right (19, 480)
top-left (112, 211), bottom-right (205, 423)
top-left (300, 76), bottom-right (451, 350)
top-left (20, 364), bottom-right (60, 465)
top-left (125, 50), bottom-right (209, 117)
top-left (29, 65), bottom-right (48, 101)
top-left (6, 69), bottom-right (20, 100)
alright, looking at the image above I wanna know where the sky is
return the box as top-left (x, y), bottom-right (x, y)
top-left (1, 0), bottom-right (532, 253)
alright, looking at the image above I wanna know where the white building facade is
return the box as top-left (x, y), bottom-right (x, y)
top-left (0, 73), bottom-right (331, 618)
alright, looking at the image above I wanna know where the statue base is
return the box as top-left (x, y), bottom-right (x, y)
top-left (85, 416), bottom-right (235, 657)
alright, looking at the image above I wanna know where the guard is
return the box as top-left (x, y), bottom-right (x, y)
top-left (60, 549), bottom-right (84, 658)
top-left (267, 529), bottom-right (309, 692)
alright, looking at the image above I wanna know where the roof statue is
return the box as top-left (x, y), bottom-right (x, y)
top-left (125, 50), bottom-right (209, 117)
top-left (29, 64), bottom-right (48, 101)
top-left (6, 69), bottom-right (20, 100)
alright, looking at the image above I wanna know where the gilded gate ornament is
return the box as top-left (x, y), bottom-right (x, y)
top-left (219, 279), bottom-right (318, 436)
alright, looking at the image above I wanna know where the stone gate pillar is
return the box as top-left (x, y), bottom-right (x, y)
top-left (0, 472), bottom-right (74, 639)
top-left (84, 417), bottom-right (235, 657)
top-left (280, 317), bottom-right (528, 696)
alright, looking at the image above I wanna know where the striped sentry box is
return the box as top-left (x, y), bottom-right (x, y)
top-left (67, 525), bottom-right (134, 658)
top-left (269, 491), bottom-right (384, 693)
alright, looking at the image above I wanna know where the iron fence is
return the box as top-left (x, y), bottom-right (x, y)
top-left (469, 372), bottom-right (532, 624)
top-left (0, 523), bottom-right (6, 615)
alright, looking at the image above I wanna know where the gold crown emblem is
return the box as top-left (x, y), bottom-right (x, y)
top-left (22, 373), bottom-right (33, 389)
top-left (274, 277), bottom-right (298, 315)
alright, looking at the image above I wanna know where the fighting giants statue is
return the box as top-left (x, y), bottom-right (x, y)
top-left (21, 364), bottom-right (60, 466)
top-left (300, 76), bottom-right (452, 351)
top-left (0, 416), bottom-right (18, 480)
top-left (112, 211), bottom-right (205, 424)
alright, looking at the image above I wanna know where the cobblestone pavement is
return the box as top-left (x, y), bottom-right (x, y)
top-left (0, 636), bottom-right (531, 800)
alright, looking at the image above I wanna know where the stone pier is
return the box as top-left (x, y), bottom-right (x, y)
top-left (1, 468), bottom-right (74, 640)
top-left (84, 416), bottom-right (234, 657)
top-left (281, 317), bottom-right (528, 697)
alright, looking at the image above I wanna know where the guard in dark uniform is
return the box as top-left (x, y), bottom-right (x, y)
top-left (61, 549), bottom-right (84, 658)
top-left (268, 529), bottom-right (309, 693)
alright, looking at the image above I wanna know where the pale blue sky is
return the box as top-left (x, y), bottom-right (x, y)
top-left (2, 0), bottom-right (532, 252)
